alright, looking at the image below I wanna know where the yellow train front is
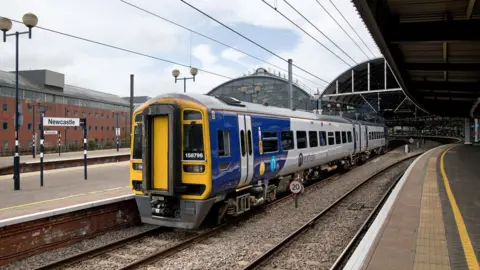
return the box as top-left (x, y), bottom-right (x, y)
top-left (130, 93), bottom-right (214, 229)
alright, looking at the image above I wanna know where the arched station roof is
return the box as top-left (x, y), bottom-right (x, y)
top-left (321, 58), bottom-right (427, 119)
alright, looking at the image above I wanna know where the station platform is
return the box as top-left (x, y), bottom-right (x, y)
top-left (0, 161), bottom-right (131, 221)
top-left (0, 148), bottom-right (130, 169)
top-left (345, 144), bottom-right (480, 270)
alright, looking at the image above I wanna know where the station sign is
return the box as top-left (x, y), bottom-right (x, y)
top-left (115, 128), bottom-right (121, 136)
top-left (43, 117), bottom-right (80, 127)
top-left (44, 130), bottom-right (58, 135)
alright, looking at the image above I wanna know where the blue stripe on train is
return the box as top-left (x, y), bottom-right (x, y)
top-left (208, 111), bottom-right (291, 196)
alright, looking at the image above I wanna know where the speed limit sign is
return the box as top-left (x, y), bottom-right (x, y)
top-left (289, 180), bottom-right (303, 194)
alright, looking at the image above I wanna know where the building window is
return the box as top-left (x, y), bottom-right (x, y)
top-left (89, 113), bottom-right (92, 118)
top-left (95, 126), bottom-right (98, 131)
top-left (2, 121), bottom-right (8, 130)
top-left (3, 104), bottom-right (7, 112)
top-left (82, 112), bottom-right (85, 118)
top-left (28, 123), bottom-right (32, 130)
top-left (107, 126), bottom-right (110, 131)
top-left (107, 114), bottom-right (109, 119)
top-left (101, 126), bottom-right (104, 131)
top-left (3, 140), bottom-right (7, 149)
top-left (74, 126), bottom-right (78, 131)
top-left (101, 113), bottom-right (104, 118)
top-left (95, 113), bottom-right (98, 118)
top-left (74, 111), bottom-right (78, 117)
top-left (66, 110), bottom-right (70, 116)
top-left (27, 104), bottom-right (33, 112)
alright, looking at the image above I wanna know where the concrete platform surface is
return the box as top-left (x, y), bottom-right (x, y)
top-left (0, 148), bottom-right (130, 169)
top-left (345, 144), bottom-right (479, 270)
top-left (0, 161), bottom-right (131, 220)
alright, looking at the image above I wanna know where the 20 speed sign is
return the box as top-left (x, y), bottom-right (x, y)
top-left (289, 180), bottom-right (303, 194)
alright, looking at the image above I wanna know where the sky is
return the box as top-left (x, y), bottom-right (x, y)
top-left (0, 0), bottom-right (381, 99)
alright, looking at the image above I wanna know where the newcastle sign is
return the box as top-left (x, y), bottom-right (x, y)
top-left (43, 117), bottom-right (80, 127)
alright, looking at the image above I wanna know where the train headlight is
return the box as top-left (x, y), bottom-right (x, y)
top-left (183, 164), bottom-right (205, 173)
top-left (133, 163), bottom-right (143, 170)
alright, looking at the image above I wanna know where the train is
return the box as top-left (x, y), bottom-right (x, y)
top-left (129, 93), bottom-right (387, 229)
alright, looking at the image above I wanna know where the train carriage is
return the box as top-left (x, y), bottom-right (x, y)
top-left (130, 93), bottom-right (387, 229)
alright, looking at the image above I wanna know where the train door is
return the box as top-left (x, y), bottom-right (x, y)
top-left (357, 123), bottom-right (362, 151)
top-left (365, 126), bottom-right (369, 149)
top-left (237, 115), bottom-right (254, 188)
top-left (353, 125), bottom-right (357, 153)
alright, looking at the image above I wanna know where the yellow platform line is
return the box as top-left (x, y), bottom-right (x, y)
top-left (441, 145), bottom-right (480, 270)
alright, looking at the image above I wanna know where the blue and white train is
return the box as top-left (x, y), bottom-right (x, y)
top-left (129, 93), bottom-right (387, 229)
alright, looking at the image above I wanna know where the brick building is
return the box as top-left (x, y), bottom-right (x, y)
top-left (0, 69), bottom-right (131, 154)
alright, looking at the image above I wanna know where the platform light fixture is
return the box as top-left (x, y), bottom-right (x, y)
top-left (172, 67), bottom-right (198, 93)
top-left (1, 13), bottom-right (39, 191)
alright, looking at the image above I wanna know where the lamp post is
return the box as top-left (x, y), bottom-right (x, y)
top-left (172, 67), bottom-right (198, 93)
top-left (312, 89), bottom-right (320, 114)
top-left (1, 13), bottom-right (39, 191)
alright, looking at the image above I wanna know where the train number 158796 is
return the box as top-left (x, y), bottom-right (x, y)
top-left (184, 152), bottom-right (204, 160)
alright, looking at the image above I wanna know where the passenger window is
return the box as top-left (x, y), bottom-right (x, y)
top-left (247, 130), bottom-right (253, 155)
top-left (341, 131), bottom-right (347, 144)
top-left (327, 132), bottom-right (335, 145)
top-left (335, 131), bottom-right (341, 144)
top-left (183, 110), bottom-right (202, 120)
top-left (319, 131), bottom-right (327, 146)
top-left (217, 130), bottom-right (231, 157)
top-left (309, 131), bottom-right (318, 147)
top-left (281, 131), bottom-right (294, 150)
top-left (262, 131), bottom-right (278, 153)
top-left (296, 131), bottom-right (307, 149)
top-left (240, 130), bottom-right (246, 157)
top-left (347, 131), bottom-right (352, 143)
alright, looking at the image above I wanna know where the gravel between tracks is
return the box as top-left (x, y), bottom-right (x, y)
top-left (258, 159), bottom-right (413, 270)
top-left (136, 147), bottom-right (432, 270)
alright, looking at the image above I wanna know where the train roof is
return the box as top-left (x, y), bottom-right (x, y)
top-left (146, 93), bottom-right (385, 127)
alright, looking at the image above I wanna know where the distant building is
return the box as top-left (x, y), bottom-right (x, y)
top-left (122, 96), bottom-right (151, 109)
top-left (0, 69), bottom-right (131, 154)
top-left (207, 67), bottom-right (318, 111)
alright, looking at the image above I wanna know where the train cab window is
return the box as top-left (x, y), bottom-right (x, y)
top-left (184, 110), bottom-right (202, 120)
top-left (134, 114), bottom-right (143, 122)
top-left (309, 131), bottom-right (318, 147)
top-left (262, 131), bottom-right (278, 153)
top-left (327, 132), bottom-right (335, 145)
top-left (217, 130), bottom-right (231, 157)
top-left (341, 131), bottom-right (347, 144)
top-left (240, 131), bottom-right (246, 157)
top-left (335, 131), bottom-right (341, 144)
top-left (319, 131), bottom-right (327, 146)
top-left (296, 131), bottom-right (307, 149)
top-left (281, 131), bottom-right (294, 150)
top-left (132, 124), bottom-right (142, 160)
top-left (347, 131), bottom-right (352, 143)
top-left (183, 122), bottom-right (204, 159)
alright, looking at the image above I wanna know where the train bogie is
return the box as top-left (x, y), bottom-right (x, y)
top-left (129, 94), bottom-right (387, 229)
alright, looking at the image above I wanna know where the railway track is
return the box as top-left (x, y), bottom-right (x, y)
top-left (31, 143), bottom-right (412, 270)
top-left (240, 154), bottom-right (419, 270)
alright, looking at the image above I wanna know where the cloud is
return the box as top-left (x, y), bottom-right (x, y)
top-left (0, 0), bottom-right (381, 100)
